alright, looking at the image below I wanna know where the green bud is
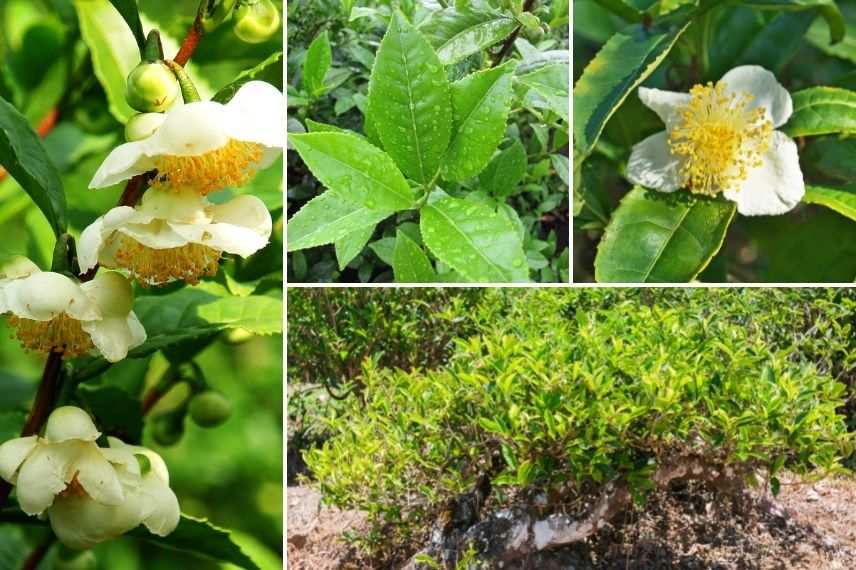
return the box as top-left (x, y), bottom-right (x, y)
top-left (233, 0), bottom-right (280, 44)
top-left (125, 61), bottom-right (179, 113)
top-left (125, 112), bottom-right (166, 141)
top-left (202, 0), bottom-right (239, 33)
top-left (151, 411), bottom-right (185, 446)
top-left (189, 391), bottom-right (232, 427)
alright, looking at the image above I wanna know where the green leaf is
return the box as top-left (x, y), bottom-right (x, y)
top-left (443, 62), bottom-right (515, 181)
top-left (573, 4), bottom-right (695, 157)
top-left (131, 515), bottom-right (259, 570)
top-left (368, 11), bottom-right (452, 183)
top-left (420, 197), bottom-right (528, 283)
top-left (335, 225), bottom-right (375, 270)
top-left (107, 0), bottom-right (146, 51)
top-left (420, 8), bottom-right (519, 65)
top-left (730, 11), bottom-right (816, 75)
top-left (369, 237), bottom-right (396, 265)
top-left (594, 187), bottom-right (736, 283)
top-left (0, 411), bottom-right (26, 443)
top-left (803, 184), bottom-right (856, 221)
top-left (0, 96), bottom-right (66, 236)
top-left (76, 384), bottom-right (143, 443)
top-left (480, 139), bottom-right (527, 199)
top-left (393, 230), bottom-right (436, 283)
top-left (212, 51), bottom-right (283, 104)
top-left (740, 0), bottom-right (844, 43)
top-left (782, 87), bottom-right (856, 137)
top-left (287, 192), bottom-right (392, 251)
top-left (518, 62), bottom-right (569, 122)
top-left (289, 132), bottom-right (415, 210)
top-left (303, 31), bottom-right (332, 97)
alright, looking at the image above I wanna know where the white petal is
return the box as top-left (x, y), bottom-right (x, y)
top-left (15, 442), bottom-right (77, 514)
top-left (89, 141), bottom-right (154, 189)
top-left (0, 256), bottom-right (40, 279)
top-left (45, 407), bottom-right (102, 443)
top-left (72, 444), bottom-right (125, 506)
top-left (81, 314), bottom-right (146, 363)
top-left (136, 188), bottom-right (210, 224)
top-left (117, 222), bottom-right (191, 249)
top-left (626, 131), bottom-right (684, 192)
top-left (638, 87), bottom-right (691, 129)
top-left (1, 273), bottom-right (99, 321)
top-left (225, 81), bottom-right (285, 149)
top-left (147, 101), bottom-right (230, 156)
top-left (720, 65), bottom-right (793, 127)
top-left (723, 131), bottom-right (804, 216)
top-left (80, 207), bottom-right (147, 273)
top-left (0, 436), bottom-right (38, 483)
top-left (49, 492), bottom-right (142, 550)
top-left (139, 476), bottom-right (180, 536)
top-left (78, 216), bottom-right (107, 274)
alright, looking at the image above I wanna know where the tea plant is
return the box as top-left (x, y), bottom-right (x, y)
top-left (574, 0), bottom-right (856, 282)
top-left (286, 0), bottom-right (570, 283)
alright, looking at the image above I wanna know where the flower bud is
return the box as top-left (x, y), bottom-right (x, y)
top-left (233, 0), bottom-right (280, 44)
top-left (125, 112), bottom-right (166, 142)
top-left (125, 61), bottom-right (179, 113)
top-left (189, 391), bottom-right (232, 427)
top-left (202, 0), bottom-right (238, 33)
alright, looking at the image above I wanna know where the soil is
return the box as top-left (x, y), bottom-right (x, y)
top-left (286, 475), bottom-right (856, 569)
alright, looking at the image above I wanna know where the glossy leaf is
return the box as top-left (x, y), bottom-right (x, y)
top-left (420, 8), bottom-right (518, 65)
top-left (393, 230), bottom-right (436, 283)
top-left (335, 225), bottom-right (375, 270)
top-left (518, 62), bottom-right (569, 122)
top-left (106, 0), bottom-right (145, 51)
top-left (573, 4), bottom-right (695, 157)
top-left (480, 139), bottom-right (527, 199)
top-left (594, 187), bottom-right (736, 283)
top-left (782, 87), bottom-right (856, 137)
top-left (740, 0), bottom-right (844, 43)
top-left (0, 96), bottom-right (66, 236)
top-left (289, 132), bottom-right (415, 211)
top-left (76, 384), bottom-right (142, 443)
top-left (368, 11), bottom-right (452, 183)
top-left (803, 184), bottom-right (856, 221)
top-left (303, 30), bottom-right (332, 97)
top-left (212, 51), bottom-right (283, 104)
top-left (421, 197), bottom-right (528, 283)
top-left (287, 191), bottom-right (392, 252)
top-left (443, 61), bottom-right (515, 181)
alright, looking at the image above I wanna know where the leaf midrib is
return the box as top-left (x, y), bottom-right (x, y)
top-left (427, 203), bottom-right (507, 282)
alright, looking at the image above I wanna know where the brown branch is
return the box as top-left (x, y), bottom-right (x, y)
top-left (174, 11), bottom-right (204, 67)
top-left (21, 537), bottom-right (54, 570)
top-left (491, 0), bottom-right (537, 67)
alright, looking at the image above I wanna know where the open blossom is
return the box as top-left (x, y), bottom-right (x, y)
top-left (89, 81), bottom-right (283, 195)
top-left (627, 65), bottom-right (804, 216)
top-left (78, 187), bottom-right (272, 286)
top-left (0, 407), bottom-right (179, 549)
top-left (0, 258), bottom-right (144, 361)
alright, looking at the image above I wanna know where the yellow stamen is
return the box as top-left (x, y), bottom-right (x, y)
top-left (669, 81), bottom-right (773, 196)
top-left (150, 139), bottom-right (264, 195)
top-left (110, 234), bottom-right (221, 286)
top-left (8, 313), bottom-right (93, 357)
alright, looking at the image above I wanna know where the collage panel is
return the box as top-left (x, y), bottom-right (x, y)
top-left (574, 1), bottom-right (856, 284)
top-left (286, 0), bottom-right (571, 284)
top-left (287, 287), bottom-right (856, 569)
top-left (0, 0), bottom-right (284, 569)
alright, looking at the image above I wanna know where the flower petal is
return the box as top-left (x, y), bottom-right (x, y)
top-left (45, 407), bottom-right (101, 443)
top-left (224, 81), bottom-right (285, 150)
top-left (73, 444), bottom-right (125, 506)
top-left (0, 273), bottom-right (99, 321)
top-left (49, 492), bottom-right (142, 550)
top-left (638, 87), bottom-right (691, 129)
top-left (89, 141), bottom-right (154, 189)
top-left (0, 436), bottom-right (38, 483)
top-left (626, 131), bottom-right (684, 192)
top-left (139, 476), bottom-right (180, 536)
top-left (15, 441), bottom-right (78, 515)
top-left (81, 314), bottom-right (146, 363)
top-left (147, 101), bottom-right (230, 157)
top-left (723, 131), bottom-right (804, 216)
top-left (0, 256), bottom-right (40, 279)
top-left (720, 65), bottom-right (792, 127)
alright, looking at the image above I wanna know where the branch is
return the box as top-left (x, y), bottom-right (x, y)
top-left (22, 536), bottom-right (55, 570)
top-left (491, 0), bottom-right (537, 67)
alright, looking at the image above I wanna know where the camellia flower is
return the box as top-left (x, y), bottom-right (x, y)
top-left (89, 81), bottom-right (283, 195)
top-left (0, 258), bottom-right (145, 361)
top-left (0, 406), bottom-right (180, 549)
top-left (627, 65), bottom-right (804, 216)
top-left (78, 187), bottom-right (272, 286)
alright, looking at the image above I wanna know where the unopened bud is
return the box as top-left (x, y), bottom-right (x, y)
top-left (125, 112), bottom-right (166, 141)
top-left (125, 61), bottom-right (179, 113)
top-left (233, 0), bottom-right (280, 44)
top-left (189, 391), bottom-right (232, 427)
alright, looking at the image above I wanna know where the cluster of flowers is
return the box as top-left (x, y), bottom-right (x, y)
top-left (0, 76), bottom-right (283, 549)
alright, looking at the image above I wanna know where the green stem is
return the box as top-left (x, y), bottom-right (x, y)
top-left (164, 60), bottom-right (201, 103)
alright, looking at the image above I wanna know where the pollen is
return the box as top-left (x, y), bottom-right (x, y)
top-left (150, 139), bottom-right (264, 195)
top-left (110, 234), bottom-right (221, 286)
top-left (669, 81), bottom-right (773, 196)
top-left (8, 313), bottom-right (93, 357)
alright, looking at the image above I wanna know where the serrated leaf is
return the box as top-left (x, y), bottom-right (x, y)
top-left (368, 11), bottom-right (452, 183)
top-left (594, 187), bottom-right (736, 283)
top-left (287, 192), bottom-right (392, 251)
top-left (107, 0), bottom-right (145, 51)
top-left (803, 184), bottom-right (856, 221)
top-left (420, 197), bottom-right (528, 283)
top-left (740, 0), bottom-right (843, 43)
top-left (0, 96), bottom-right (66, 236)
top-left (335, 224), bottom-right (375, 270)
top-left (518, 62), bottom-right (569, 122)
top-left (573, 4), bottom-right (695, 158)
top-left (782, 87), bottom-right (856, 138)
top-left (131, 515), bottom-right (259, 570)
top-left (420, 8), bottom-right (519, 65)
top-left (290, 132), bottom-right (415, 211)
top-left (480, 139), bottom-right (527, 199)
top-left (303, 31), bottom-right (332, 97)
top-left (212, 52), bottom-right (283, 104)
top-left (393, 230), bottom-right (436, 283)
top-left (442, 62), bottom-right (515, 181)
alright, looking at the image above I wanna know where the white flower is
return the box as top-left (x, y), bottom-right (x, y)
top-left (0, 259), bottom-right (145, 361)
top-left (626, 65), bottom-right (804, 216)
top-left (0, 407), bottom-right (179, 550)
top-left (89, 81), bottom-right (283, 195)
top-left (78, 187), bottom-right (272, 286)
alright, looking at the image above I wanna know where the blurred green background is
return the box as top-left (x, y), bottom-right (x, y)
top-left (0, 0), bottom-right (283, 568)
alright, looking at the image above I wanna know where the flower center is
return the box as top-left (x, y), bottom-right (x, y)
top-left (668, 81), bottom-right (773, 196)
top-left (8, 313), bottom-right (93, 357)
top-left (150, 139), bottom-right (264, 195)
top-left (109, 234), bottom-right (221, 286)
top-left (60, 473), bottom-right (89, 499)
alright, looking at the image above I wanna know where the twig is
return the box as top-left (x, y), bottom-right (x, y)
top-left (491, 0), bottom-right (537, 67)
top-left (22, 536), bottom-right (55, 570)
